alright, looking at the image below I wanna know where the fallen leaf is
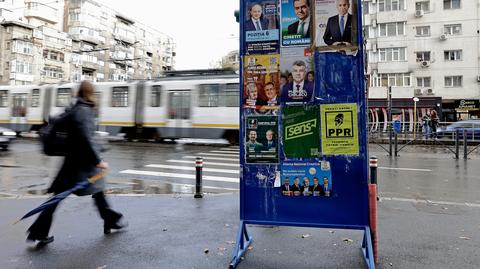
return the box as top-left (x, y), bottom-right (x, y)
top-left (224, 224), bottom-right (231, 227)
top-left (329, 230), bottom-right (335, 234)
top-left (96, 266), bottom-right (107, 269)
top-left (389, 263), bottom-right (393, 266)
top-left (301, 234), bottom-right (311, 239)
top-left (162, 228), bottom-right (168, 232)
top-left (247, 246), bottom-right (253, 250)
top-left (204, 248), bottom-right (209, 254)
top-left (459, 236), bottom-right (471, 240)
top-left (342, 238), bottom-right (354, 243)
top-left (218, 247), bottom-right (227, 252)
top-left (226, 241), bottom-right (235, 245)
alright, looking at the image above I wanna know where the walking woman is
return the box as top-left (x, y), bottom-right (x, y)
top-left (430, 109), bottom-right (439, 139)
top-left (27, 81), bottom-right (125, 244)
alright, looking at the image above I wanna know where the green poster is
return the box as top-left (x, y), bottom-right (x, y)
top-left (283, 105), bottom-right (320, 158)
top-left (321, 103), bottom-right (359, 155)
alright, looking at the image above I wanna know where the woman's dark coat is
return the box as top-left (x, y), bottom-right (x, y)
top-left (47, 98), bottom-right (103, 195)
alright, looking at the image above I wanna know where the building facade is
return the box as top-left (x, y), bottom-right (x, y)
top-left (363, 0), bottom-right (480, 121)
top-left (0, 0), bottom-right (175, 85)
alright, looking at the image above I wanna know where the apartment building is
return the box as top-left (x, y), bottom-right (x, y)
top-left (0, 0), bottom-right (175, 85)
top-left (363, 0), bottom-right (480, 121)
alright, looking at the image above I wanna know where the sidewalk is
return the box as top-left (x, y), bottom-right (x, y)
top-left (0, 194), bottom-right (479, 269)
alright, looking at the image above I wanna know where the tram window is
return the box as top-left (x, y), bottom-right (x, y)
top-left (56, 88), bottom-right (72, 107)
top-left (111, 86), bottom-right (129, 107)
top-left (0, 90), bottom-right (8, 107)
top-left (223, 83), bottom-right (239, 107)
top-left (198, 84), bottom-right (220, 107)
top-left (31, 89), bottom-right (40, 107)
top-left (151, 85), bottom-right (162, 107)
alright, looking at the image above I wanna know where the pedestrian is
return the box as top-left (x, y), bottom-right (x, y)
top-left (422, 111), bottom-right (431, 139)
top-left (430, 109), bottom-right (439, 139)
top-left (26, 81), bottom-right (126, 245)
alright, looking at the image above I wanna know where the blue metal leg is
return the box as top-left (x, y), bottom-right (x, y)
top-left (361, 226), bottom-right (376, 269)
top-left (229, 221), bottom-right (253, 269)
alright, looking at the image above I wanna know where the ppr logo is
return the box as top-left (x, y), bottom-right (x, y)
top-left (325, 111), bottom-right (354, 138)
top-left (285, 119), bottom-right (317, 140)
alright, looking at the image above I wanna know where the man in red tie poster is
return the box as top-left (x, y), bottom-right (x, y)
top-left (280, 60), bottom-right (314, 103)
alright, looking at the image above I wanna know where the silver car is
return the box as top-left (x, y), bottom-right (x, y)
top-left (0, 127), bottom-right (16, 150)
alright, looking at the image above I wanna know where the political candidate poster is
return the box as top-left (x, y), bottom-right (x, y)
top-left (244, 0), bottom-right (280, 54)
top-left (321, 103), bottom-right (359, 155)
top-left (282, 105), bottom-right (320, 158)
top-left (245, 115), bottom-right (279, 163)
top-left (279, 47), bottom-right (314, 103)
top-left (281, 0), bottom-right (312, 46)
top-left (244, 54), bottom-right (280, 113)
top-left (314, 0), bottom-right (358, 51)
top-left (280, 161), bottom-right (333, 197)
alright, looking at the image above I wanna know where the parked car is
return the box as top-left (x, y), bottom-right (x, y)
top-left (0, 127), bottom-right (16, 150)
top-left (436, 119), bottom-right (480, 139)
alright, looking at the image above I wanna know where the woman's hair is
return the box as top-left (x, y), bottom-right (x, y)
top-left (77, 80), bottom-right (96, 105)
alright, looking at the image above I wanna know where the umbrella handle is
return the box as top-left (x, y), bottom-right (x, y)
top-left (88, 169), bottom-right (108, 184)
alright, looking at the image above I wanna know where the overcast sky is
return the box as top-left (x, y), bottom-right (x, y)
top-left (99, 0), bottom-right (239, 70)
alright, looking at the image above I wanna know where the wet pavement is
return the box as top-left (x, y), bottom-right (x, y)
top-left (1, 139), bottom-right (480, 268)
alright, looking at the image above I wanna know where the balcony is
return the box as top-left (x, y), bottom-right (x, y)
top-left (24, 1), bottom-right (59, 24)
top-left (113, 33), bottom-right (135, 45)
top-left (377, 62), bottom-right (409, 74)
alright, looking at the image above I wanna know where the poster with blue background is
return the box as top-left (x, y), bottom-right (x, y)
top-left (281, 0), bottom-right (312, 46)
top-left (244, 0), bottom-right (280, 54)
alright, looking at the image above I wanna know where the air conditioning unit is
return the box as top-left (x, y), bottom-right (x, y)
top-left (476, 75), bottom-right (480, 82)
top-left (439, 34), bottom-right (447, 41)
top-left (372, 19), bottom-right (377, 28)
top-left (372, 0), bottom-right (376, 3)
top-left (424, 88), bottom-right (434, 95)
top-left (420, 61), bottom-right (430, 68)
top-left (415, 10), bottom-right (424, 17)
top-left (414, 89), bottom-right (422, 96)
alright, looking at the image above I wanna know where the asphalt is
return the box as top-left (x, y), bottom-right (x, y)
top-left (1, 193), bottom-right (479, 269)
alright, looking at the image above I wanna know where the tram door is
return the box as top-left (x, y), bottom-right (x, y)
top-left (11, 93), bottom-right (28, 131)
top-left (167, 90), bottom-right (191, 138)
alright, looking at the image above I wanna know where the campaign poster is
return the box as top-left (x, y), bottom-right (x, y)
top-left (282, 105), bottom-right (320, 158)
top-left (321, 103), bottom-right (359, 155)
top-left (281, 0), bottom-right (312, 46)
top-left (244, 54), bottom-right (280, 113)
top-left (279, 47), bottom-right (314, 103)
top-left (314, 0), bottom-right (358, 51)
top-left (244, 0), bottom-right (280, 54)
top-left (280, 161), bottom-right (333, 197)
top-left (245, 115), bottom-right (279, 164)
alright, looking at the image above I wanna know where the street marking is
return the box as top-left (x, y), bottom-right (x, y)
top-left (145, 164), bottom-right (239, 174)
top-left (381, 197), bottom-right (480, 208)
top-left (220, 147), bottom-right (240, 151)
top-left (167, 160), bottom-right (239, 167)
top-left (198, 152), bottom-right (239, 157)
top-left (183, 156), bottom-right (239, 162)
top-left (119, 169), bottom-right (239, 183)
top-left (378, 167), bottom-right (432, 172)
top-left (210, 150), bottom-right (240, 154)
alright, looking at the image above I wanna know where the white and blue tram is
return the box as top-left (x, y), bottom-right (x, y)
top-left (0, 70), bottom-right (240, 143)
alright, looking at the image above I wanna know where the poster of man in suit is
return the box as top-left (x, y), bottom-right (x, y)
top-left (281, 0), bottom-right (312, 46)
top-left (279, 47), bottom-right (314, 103)
top-left (314, 0), bottom-right (358, 51)
top-left (244, 0), bottom-right (280, 54)
top-left (245, 116), bottom-right (279, 164)
top-left (280, 161), bottom-right (333, 197)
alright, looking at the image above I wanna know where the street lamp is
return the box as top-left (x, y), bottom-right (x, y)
top-left (413, 97), bottom-right (419, 139)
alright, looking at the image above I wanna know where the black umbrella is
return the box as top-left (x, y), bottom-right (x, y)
top-left (14, 170), bottom-right (107, 224)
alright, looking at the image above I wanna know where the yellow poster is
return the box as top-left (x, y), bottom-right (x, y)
top-left (321, 103), bottom-right (359, 155)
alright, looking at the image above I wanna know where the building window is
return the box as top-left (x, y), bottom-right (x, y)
top-left (13, 61), bottom-right (33, 74)
top-left (372, 73), bottom-right (411, 87)
top-left (56, 88), bottom-right (72, 107)
top-left (443, 0), bottom-right (460, 10)
top-left (444, 50), bottom-right (462, 61)
top-left (362, 2), bottom-right (370, 15)
top-left (417, 77), bottom-right (431, 87)
top-left (111, 87), bottom-right (129, 107)
top-left (444, 76), bottom-right (462, 87)
top-left (378, 22), bottom-right (405, 37)
top-left (416, 51), bottom-right (431, 62)
top-left (223, 83), bottom-right (240, 107)
top-left (0, 90), bottom-right (8, 107)
top-left (415, 1), bottom-right (430, 12)
top-left (44, 67), bottom-right (64, 79)
top-left (444, 24), bottom-right (462, 35)
top-left (415, 26), bottom-right (430, 36)
top-left (379, 47), bottom-right (406, 62)
top-left (378, 0), bottom-right (405, 12)
top-left (198, 84), bottom-right (220, 107)
top-left (13, 40), bottom-right (33, 54)
top-left (151, 85), bottom-right (162, 107)
top-left (31, 89), bottom-right (40, 107)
